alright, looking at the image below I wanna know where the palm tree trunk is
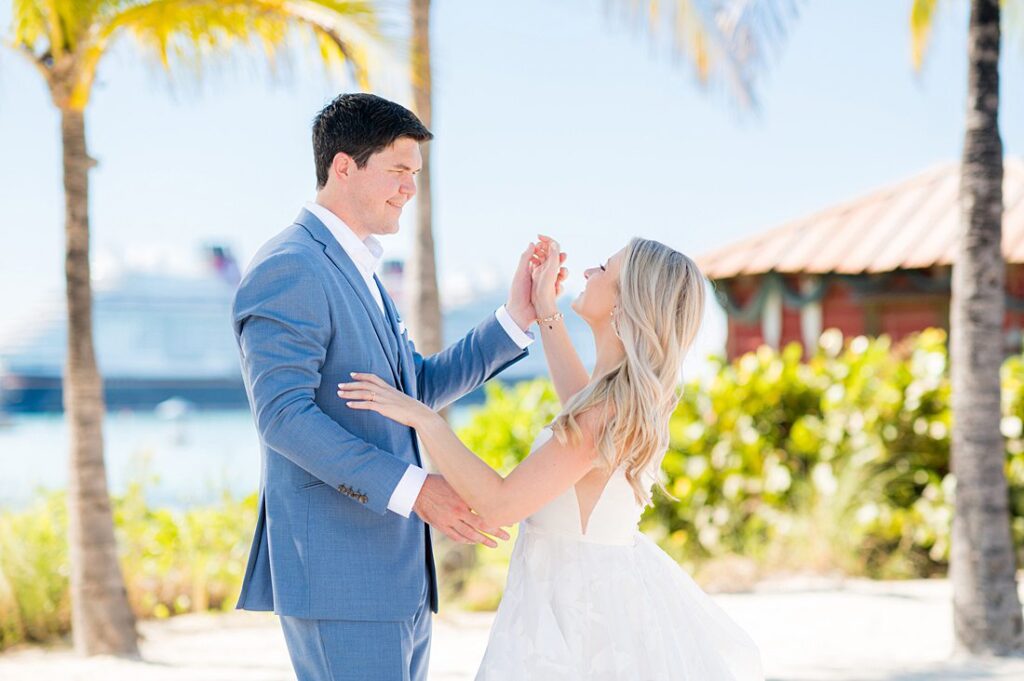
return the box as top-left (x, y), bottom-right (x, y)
top-left (408, 0), bottom-right (476, 597)
top-left (407, 0), bottom-right (443, 358)
top-left (61, 106), bottom-right (139, 656)
top-left (950, 0), bottom-right (1023, 655)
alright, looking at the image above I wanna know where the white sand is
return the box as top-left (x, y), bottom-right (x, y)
top-left (2, 578), bottom-right (1024, 680)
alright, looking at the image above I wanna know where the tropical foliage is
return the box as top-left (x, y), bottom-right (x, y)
top-left (10, 329), bottom-right (1024, 648)
top-left (0, 486), bottom-right (257, 651)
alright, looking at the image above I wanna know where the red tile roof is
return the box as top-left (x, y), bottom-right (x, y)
top-left (697, 158), bottom-right (1024, 279)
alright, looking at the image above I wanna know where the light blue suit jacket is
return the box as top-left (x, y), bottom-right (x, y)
top-left (232, 209), bottom-right (528, 621)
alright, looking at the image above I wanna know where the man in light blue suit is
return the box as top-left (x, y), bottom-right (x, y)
top-left (232, 94), bottom-right (544, 680)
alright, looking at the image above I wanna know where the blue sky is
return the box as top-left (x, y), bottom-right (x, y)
top-left (1, 0), bottom-right (1021, 354)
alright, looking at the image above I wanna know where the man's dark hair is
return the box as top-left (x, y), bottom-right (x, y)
top-left (312, 93), bottom-right (433, 189)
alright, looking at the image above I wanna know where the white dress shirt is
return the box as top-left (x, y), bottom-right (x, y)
top-left (304, 202), bottom-right (534, 517)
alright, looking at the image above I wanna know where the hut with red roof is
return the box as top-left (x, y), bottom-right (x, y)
top-left (697, 160), bottom-right (1024, 359)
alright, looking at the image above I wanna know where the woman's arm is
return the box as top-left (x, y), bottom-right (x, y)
top-left (337, 373), bottom-right (600, 527)
top-left (414, 410), bottom-right (599, 527)
top-left (533, 238), bottom-right (590, 404)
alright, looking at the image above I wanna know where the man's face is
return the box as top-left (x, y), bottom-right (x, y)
top-left (344, 137), bottom-right (422, 237)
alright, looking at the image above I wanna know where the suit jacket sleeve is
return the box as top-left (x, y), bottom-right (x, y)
top-left (234, 251), bottom-right (408, 515)
top-left (410, 313), bottom-right (529, 411)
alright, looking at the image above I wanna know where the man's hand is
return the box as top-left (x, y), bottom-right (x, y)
top-left (506, 240), bottom-right (567, 331)
top-left (412, 474), bottom-right (510, 548)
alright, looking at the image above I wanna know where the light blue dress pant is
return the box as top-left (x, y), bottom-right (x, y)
top-left (280, 584), bottom-right (431, 681)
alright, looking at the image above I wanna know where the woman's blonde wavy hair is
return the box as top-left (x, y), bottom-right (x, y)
top-left (549, 237), bottom-right (706, 505)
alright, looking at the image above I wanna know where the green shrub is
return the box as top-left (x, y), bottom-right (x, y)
top-left (0, 492), bottom-right (70, 649)
top-left (648, 329), bottom-right (954, 578)
top-left (7, 328), bottom-right (1024, 649)
top-left (457, 379), bottom-right (563, 474)
top-left (457, 329), bottom-right (1020, 582)
top-left (0, 487), bottom-right (256, 651)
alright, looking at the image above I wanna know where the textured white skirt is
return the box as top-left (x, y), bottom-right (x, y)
top-left (475, 524), bottom-right (763, 681)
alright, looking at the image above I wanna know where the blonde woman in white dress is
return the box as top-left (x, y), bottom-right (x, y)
top-left (338, 236), bottom-right (763, 680)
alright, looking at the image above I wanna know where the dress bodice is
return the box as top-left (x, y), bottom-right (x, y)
top-left (522, 427), bottom-right (651, 546)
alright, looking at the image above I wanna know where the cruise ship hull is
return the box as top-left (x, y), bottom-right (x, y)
top-left (0, 374), bottom-right (248, 413)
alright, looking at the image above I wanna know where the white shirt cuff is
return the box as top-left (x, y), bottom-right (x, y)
top-left (387, 464), bottom-right (428, 518)
top-left (495, 304), bottom-right (535, 349)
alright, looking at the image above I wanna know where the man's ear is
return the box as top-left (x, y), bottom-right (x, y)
top-left (331, 152), bottom-right (353, 181)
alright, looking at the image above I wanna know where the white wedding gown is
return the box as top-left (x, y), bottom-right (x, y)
top-left (475, 427), bottom-right (764, 681)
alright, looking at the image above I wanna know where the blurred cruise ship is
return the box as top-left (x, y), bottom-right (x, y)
top-left (0, 247), bottom-right (594, 413)
top-left (0, 247), bottom-right (246, 413)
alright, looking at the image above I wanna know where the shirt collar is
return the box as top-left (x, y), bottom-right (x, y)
top-left (304, 201), bottom-right (383, 279)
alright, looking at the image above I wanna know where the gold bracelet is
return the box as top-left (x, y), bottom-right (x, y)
top-left (538, 311), bottom-right (564, 328)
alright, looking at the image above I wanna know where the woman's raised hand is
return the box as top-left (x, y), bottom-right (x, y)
top-left (530, 235), bottom-right (566, 316)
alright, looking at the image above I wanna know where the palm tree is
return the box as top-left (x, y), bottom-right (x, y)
top-left (609, 0), bottom-right (800, 108)
top-left (405, 0), bottom-right (478, 593)
top-left (6, 0), bottom-right (386, 656)
top-left (635, 0), bottom-right (1021, 655)
top-left (406, 0), bottom-right (441, 358)
top-left (912, 0), bottom-right (1024, 655)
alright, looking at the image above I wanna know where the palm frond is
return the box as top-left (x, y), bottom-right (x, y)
top-left (910, 0), bottom-right (938, 70)
top-left (10, 0), bottom-right (117, 57)
top-left (609, 0), bottom-right (802, 110)
top-left (68, 0), bottom-right (391, 109)
top-left (59, 0), bottom-right (113, 50)
top-left (11, 0), bottom-right (54, 55)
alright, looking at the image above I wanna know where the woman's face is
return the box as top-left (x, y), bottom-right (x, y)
top-left (572, 247), bottom-right (626, 324)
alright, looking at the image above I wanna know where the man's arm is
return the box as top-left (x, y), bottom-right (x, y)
top-left (235, 251), bottom-right (409, 515)
top-left (409, 312), bottom-right (529, 411)
top-left (408, 244), bottom-right (547, 410)
top-left (237, 250), bottom-right (508, 544)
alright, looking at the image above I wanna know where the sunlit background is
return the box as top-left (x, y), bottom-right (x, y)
top-left (5, 0), bottom-right (1024, 678)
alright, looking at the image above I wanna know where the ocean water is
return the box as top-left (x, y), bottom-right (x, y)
top-left (0, 410), bottom-right (261, 509)
top-left (0, 406), bottom-right (480, 510)
top-left (0, 293), bottom-right (586, 510)
top-left (0, 292), bottom-right (721, 511)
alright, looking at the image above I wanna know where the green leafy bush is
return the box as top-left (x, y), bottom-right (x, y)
top-left (0, 492), bottom-right (69, 649)
top-left (0, 487), bottom-right (255, 651)
top-left (648, 329), bottom-right (955, 578)
top-left (7, 328), bottom-right (1024, 647)
top-left (458, 329), bottom-right (1022, 584)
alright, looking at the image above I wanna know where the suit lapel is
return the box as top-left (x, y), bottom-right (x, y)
top-left (373, 275), bottom-right (401, 364)
top-left (295, 209), bottom-right (402, 387)
top-left (376, 275), bottom-right (417, 399)
top-left (375, 277), bottom-right (423, 466)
